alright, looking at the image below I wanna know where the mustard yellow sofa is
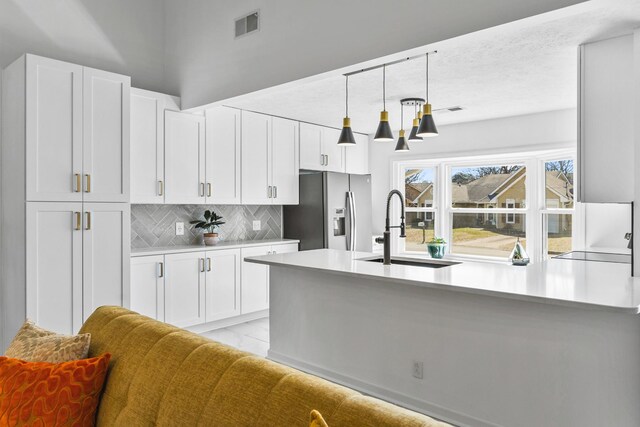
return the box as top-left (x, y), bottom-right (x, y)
top-left (81, 306), bottom-right (450, 427)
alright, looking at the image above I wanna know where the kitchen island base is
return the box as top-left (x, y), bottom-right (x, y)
top-left (268, 266), bottom-right (640, 427)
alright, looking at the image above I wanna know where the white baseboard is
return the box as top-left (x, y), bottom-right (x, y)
top-left (268, 350), bottom-right (499, 427)
top-left (187, 310), bottom-right (268, 334)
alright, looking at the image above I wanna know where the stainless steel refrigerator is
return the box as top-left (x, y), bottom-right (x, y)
top-left (283, 171), bottom-right (372, 252)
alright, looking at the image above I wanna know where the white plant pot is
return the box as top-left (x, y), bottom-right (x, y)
top-left (203, 233), bottom-right (219, 246)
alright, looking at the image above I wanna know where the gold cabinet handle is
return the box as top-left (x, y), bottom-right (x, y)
top-left (74, 212), bottom-right (81, 230)
top-left (85, 211), bottom-right (91, 230)
top-left (158, 180), bottom-right (164, 196)
top-left (207, 257), bottom-right (211, 272)
top-left (158, 262), bottom-right (164, 278)
top-left (84, 174), bottom-right (91, 193)
top-left (74, 174), bottom-right (81, 193)
top-left (207, 183), bottom-right (212, 198)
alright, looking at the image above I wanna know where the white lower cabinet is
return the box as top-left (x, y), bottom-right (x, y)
top-left (25, 202), bottom-right (130, 335)
top-left (130, 255), bottom-right (165, 321)
top-left (205, 249), bottom-right (241, 322)
top-left (241, 243), bottom-right (299, 314)
top-left (130, 242), bottom-right (298, 326)
top-left (164, 252), bottom-right (206, 328)
top-left (241, 246), bottom-right (271, 314)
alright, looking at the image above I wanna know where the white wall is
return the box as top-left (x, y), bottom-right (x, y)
top-left (163, 0), bottom-right (586, 109)
top-left (369, 109), bottom-right (577, 234)
top-left (0, 0), bottom-right (167, 93)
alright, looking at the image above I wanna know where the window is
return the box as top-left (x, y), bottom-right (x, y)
top-left (542, 159), bottom-right (575, 257)
top-left (403, 167), bottom-right (436, 254)
top-left (449, 164), bottom-right (526, 258)
top-left (395, 151), bottom-right (577, 262)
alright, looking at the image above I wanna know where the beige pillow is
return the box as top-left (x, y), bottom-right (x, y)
top-left (5, 319), bottom-right (91, 363)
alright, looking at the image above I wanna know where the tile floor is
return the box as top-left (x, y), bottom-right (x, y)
top-left (199, 317), bottom-right (270, 357)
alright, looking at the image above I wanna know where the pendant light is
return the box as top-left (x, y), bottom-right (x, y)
top-left (337, 75), bottom-right (356, 145)
top-left (417, 53), bottom-right (438, 137)
top-left (394, 102), bottom-right (409, 152)
top-left (374, 65), bottom-right (394, 142)
top-left (407, 100), bottom-right (423, 142)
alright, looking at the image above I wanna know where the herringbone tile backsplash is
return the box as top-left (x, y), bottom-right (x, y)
top-left (131, 204), bottom-right (282, 248)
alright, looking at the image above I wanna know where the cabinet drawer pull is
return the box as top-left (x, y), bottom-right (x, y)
top-left (200, 258), bottom-right (205, 272)
top-left (207, 183), bottom-right (212, 197)
top-left (207, 257), bottom-right (212, 272)
top-left (200, 183), bottom-right (205, 197)
top-left (273, 186), bottom-right (278, 199)
top-left (325, 155), bottom-right (329, 166)
top-left (74, 212), bottom-right (81, 231)
top-left (74, 174), bottom-right (81, 192)
top-left (158, 180), bottom-right (164, 196)
top-left (320, 154), bottom-right (325, 166)
top-left (268, 186), bottom-right (272, 198)
top-left (159, 262), bottom-right (164, 278)
top-left (84, 174), bottom-right (91, 193)
top-left (85, 212), bottom-right (91, 231)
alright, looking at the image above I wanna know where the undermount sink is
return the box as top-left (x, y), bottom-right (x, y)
top-left (358, 256), bottom-right (460, 268)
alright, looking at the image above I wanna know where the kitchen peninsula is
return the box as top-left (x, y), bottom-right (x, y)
top-left (247, 249), bottom-right (640, 427)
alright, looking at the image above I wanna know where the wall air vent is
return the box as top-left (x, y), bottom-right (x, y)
top-left (235, 11), bottom-right (260, 38)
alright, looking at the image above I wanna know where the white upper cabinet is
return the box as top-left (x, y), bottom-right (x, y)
top-left (242, 111), bottom-right (299, 205)
top-left (23, 55), bottom-right (130, 203)
top-left (130, 88), bottom-right (180, 204)
top-left (579, 34), bottom-right (635, 203)
top-left (164, 110), bottom-right (206, 204)
top-left (205, 107), bottom-right (241, 204)
top-left (345, 133), bottom-right (370, 175)
top-left (300, 123), bottom-right (323, 170)
top-left (271, 117), bottom-right (299, 204)
top-left (299, 122), bottom-right (345, 173)
top-left (241, 111), bottom-right (273, 204)
top-left (322, 127), bottom-right (346, 173)
top-left (82, 68), bottom-right (130, 202)
top-left (25, 56), bottom-right (83, 202)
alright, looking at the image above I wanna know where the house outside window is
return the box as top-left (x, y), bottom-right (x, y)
top-left (394, 150), bottom-right (577, 262)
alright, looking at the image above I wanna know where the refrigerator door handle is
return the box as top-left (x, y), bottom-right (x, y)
top-left (345, 191), bottom-right (355, 251)
top-left (350, 191), bottom-right (357, 251)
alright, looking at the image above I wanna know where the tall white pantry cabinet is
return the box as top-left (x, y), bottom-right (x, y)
top-left (1, 54), bottom-right (131, 349)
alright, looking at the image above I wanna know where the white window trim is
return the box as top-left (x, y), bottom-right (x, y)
top-left (506, 199), bottom-right (516, 224)
top-left (392, 148), bottom-right (579, 263)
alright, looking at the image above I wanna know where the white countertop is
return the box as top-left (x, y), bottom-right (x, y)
top-left (246, 249), bottom-right (640, 314)
top-left (131, 239), bottom-right (299, 257)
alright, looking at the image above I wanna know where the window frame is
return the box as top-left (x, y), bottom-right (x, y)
top-left (393, 148), bottom-right (579, 263)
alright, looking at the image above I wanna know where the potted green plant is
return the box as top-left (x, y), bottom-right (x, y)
top-left (190, 210), bottom-right (225, 246)
top-left (427, 237), bottom-right (447, 259)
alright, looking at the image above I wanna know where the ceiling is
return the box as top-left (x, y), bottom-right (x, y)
top-left (226, 0), bottom-right (640, 134)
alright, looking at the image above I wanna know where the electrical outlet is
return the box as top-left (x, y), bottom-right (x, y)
top-left (253, 220), bottom-right (261, 231)
top-left (412, 361), bottom-right (424, 379)
top-left (175, 222), bottom-right (184, 236)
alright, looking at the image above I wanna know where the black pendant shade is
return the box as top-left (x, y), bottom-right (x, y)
top-left (394, 129), bottom-right (410, 152)
top-left (374, 111), bottom-right (394, 141)
top-left (337, 117), bottom-right (356, 145)
top-left (408, 115), bottom-right (422, 142)
top-left (416, 103), bottom-right (438, 137)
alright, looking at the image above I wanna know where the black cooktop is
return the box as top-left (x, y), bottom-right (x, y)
top-left (553, 251), bottom-right (632, 264)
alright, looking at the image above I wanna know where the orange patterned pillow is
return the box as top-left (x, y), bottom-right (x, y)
top-left (0, 354), bottom-right (111, 426)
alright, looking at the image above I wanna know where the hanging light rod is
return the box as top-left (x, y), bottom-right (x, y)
top-left (343, 50), bottom-right (437, 77)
